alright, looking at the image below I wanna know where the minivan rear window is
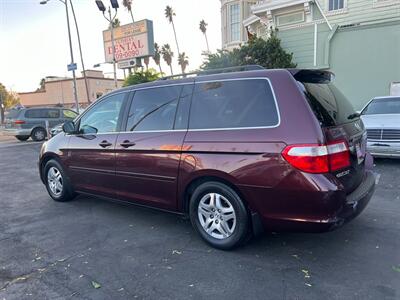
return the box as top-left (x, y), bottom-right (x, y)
top-left (298, 82), bottom-right (357, 127)
top-left (189, 79), bottom-right (279, 130)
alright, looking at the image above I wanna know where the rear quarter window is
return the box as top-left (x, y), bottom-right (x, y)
top-left (189, 79), bottom-right (279, 130)
top-left (298, 82), bottom-right (357, 127)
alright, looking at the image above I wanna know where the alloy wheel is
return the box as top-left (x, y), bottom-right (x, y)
top-left (35, 130), bottom-right (45, 141)
top-left (47, 167), bottom-right (63, 197)
top-left (197, 192), bottom-right (236, 240)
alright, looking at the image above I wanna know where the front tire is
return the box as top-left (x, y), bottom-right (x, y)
top-left (44, 159), bottom-right (76, 202)
top-left (189, 182), bottom-right (250, 250)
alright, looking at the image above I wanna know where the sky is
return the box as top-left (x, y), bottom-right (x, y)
top-left (0, 0), bottom-right (222, 93)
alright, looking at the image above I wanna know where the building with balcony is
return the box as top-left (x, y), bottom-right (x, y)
top-left (220, 0), bottom-right (400, 109)
top-left (18, 70), bottom-right (123, 108)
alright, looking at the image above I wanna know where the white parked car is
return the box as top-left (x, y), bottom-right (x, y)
top-left (360, 96), bottom-right (400, 158)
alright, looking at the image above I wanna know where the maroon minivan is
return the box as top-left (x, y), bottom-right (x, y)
top-left (39, 67), bottom-right (376, 249)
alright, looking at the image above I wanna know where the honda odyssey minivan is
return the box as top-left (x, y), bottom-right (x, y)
top-left (38, 67), bottom-right (376, 249)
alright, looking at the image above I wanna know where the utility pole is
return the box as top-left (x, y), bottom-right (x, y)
top-left (69, 0), bottom-right (91, 104)
top-left (40, 0), bottom-right (80, 113)
top-left (64, 0), bottom-right (79, 113)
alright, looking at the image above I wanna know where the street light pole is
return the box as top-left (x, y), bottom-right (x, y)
top-left (96, 0), bottom-right (119, 89)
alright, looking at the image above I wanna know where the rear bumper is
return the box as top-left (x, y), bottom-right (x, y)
top-left (367, 141), bottom-right (400, 158)
top-left (250, 170), bottom-right (376, 233)
top-left (327, 170), bottom-right (376, 230)
top-left (2, 128), bottom-right (31, 136)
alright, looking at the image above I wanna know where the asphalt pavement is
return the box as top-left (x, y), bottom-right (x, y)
top-left (0, 141), bottom-right (399, 299)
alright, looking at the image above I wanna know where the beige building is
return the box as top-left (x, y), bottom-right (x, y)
top-left (18, 70), bottom-right (124, 108)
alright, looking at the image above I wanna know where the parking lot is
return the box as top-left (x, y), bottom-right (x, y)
top-left (0, 140), bottom-right (399, 300)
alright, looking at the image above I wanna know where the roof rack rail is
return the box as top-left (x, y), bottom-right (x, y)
top-left (158, 65), bottom-right (265, 81)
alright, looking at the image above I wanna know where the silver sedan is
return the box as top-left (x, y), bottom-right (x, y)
top-left (361, 96), bottom-right (400, 158)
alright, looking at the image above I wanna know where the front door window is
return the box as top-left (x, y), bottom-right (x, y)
top-left (79, 93), bottom-right (125, 134)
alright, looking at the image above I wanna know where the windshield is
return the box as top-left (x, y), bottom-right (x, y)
top-left (298, 82), bottom-right (357, 127)
top-left (362, 98), bottom-right (400, 115)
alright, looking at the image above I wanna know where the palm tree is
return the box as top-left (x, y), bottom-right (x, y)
top-left (199, 19), bottom-right (210, 53)
top-left (109, 18), bottom-right (121, 29)
top-left (122, 0), bottom-right (134, 23)
top-left (153, 43), bottom-right (163, 74)
top-left (143, 56), bottom-right (150, 71)
top-left (178, 52), bottom-right (189, 74)
top-left (161, 44), bottom-right (174, 75)
top-left (165, 6), bottom-right (181, 57)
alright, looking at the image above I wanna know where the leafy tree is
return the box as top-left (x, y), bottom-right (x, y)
top-left (178, 52), bottom-right (189, 74)
top-left (161, 44), bottom-right (174, 75)
top-left (165, 6), bottom-right (180, 57)
top-left (36, 78), bottom-right (46, 92)
top-left (123, 69), bottom-right (160, 87)
top-left (199, 20), bottom-right (210, 53)
top-left (153, 43), bottom-right (163, 74)
top-left (202, 30), bottom-right (296, 70)
top-left (0, 83), bottom-right (20, 109)
top-left (122, 0), bottom-right (134, 23)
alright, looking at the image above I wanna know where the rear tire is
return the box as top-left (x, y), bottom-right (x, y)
top-left (189, 181), bottom-right (250, 250)
top-left (44, 159), bottom-right (76, 202)
top-left (15, 135), bottom-right (29, 141)
top-left (31, 127), bottom-right (47, 141)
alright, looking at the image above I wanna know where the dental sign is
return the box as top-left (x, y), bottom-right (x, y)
top-left (103, 19), bottom-right (155, 64)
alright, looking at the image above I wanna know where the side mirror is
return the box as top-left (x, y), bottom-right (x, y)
top-left (62, 120), bottom-right (76, 134)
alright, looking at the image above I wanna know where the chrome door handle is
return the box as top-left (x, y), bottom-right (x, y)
top-left (99, 140), bottom-right (112, 148)
top-left (120, 140), bottom-right (136, 148)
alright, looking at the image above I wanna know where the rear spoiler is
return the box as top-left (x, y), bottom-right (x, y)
top-left (288, 69), bottom-right (335, 84)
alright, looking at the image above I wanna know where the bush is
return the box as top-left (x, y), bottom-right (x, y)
top-left (202, 29), bottom-right (296, 70)
top-left (123, 69), bottom-right (161, 87)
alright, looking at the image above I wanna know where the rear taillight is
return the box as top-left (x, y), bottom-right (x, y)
top-left (326, 141), bottom-right (350, 172)
top-left (282, 141), bottom-right (350, 174)
top-left (13, 120), bottom-right (25, 125)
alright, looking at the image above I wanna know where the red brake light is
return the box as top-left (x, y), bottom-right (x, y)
top-left (327, 141), bottom-right (350, 172)
top-left (13, 120), bottom-right (26, 125)
top-left (282, 141), bottom-right (350, 174)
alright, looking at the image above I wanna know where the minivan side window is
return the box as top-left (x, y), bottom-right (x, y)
top-left (47, 109), bottom-right (60, 118)
top-left (189, 79), bottom-right (279, 130)
top-left (125, 86), bottom-right (182, 131)
top-left (25, 109), bottom-right (60, 119)
top-left (79, 93), bottom-right (125, 134)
